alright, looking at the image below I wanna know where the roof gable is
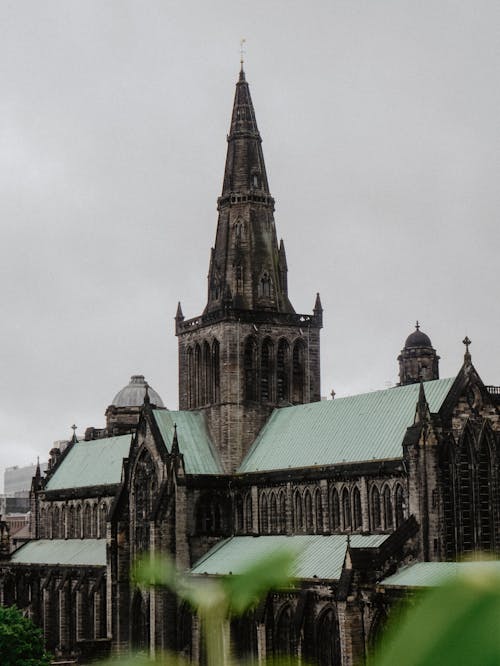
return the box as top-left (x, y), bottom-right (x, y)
top-left (239, 378), bottom-right (455, 473)
top-left (45, 434), bottom-right (132, 491)
top-left (153, 410), bottom-right (223, 475)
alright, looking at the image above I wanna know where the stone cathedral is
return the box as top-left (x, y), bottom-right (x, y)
top-left (1, 66), bottom-right (500, 665)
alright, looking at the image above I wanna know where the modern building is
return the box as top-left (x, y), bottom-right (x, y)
top-left (0, 66), bottom-right (499, 665)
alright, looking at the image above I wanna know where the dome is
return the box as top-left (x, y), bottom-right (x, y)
top-left (404, 323), bottom-right (432, 349)
top-left (111, 375), bottom-right (165, 408)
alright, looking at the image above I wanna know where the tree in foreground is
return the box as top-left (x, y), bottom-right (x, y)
top-left (0, 605), bottom-right (51, 666)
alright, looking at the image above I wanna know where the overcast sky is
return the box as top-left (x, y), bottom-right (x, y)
top-left (1, 1), bottom-right (499, 491)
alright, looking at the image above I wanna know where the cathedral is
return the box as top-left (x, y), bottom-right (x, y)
top-left (1, 65), bottom-right (500, 665)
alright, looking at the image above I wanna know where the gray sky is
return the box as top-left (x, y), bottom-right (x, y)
top-left (1, 1), bottom-right (499, 490)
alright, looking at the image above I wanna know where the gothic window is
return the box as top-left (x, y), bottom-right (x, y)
top-left (352, 486), bottom-right (362, 530)
top-left (395, 484), bottom-right (405, 528)
top-left (304, 489), bottom-right (313, 531)
top-left (51, 505), bottom-right (60, 539)
top-left (478, 435), bottom-right (494, 551)
top-left (270, 492), bottom-right (278, 533)
top-left (212, 339), bottom-right (220, 403)
top-left (294, 490), bottom-right (303, 532)
top-left (441, 441), bottom-right (457, 559)
top-left (331, 488), bottom-right (340, 530)
top-left (292, 340), bottom-right (306, 404)
top-left (371, 486), bottom-right (381, 529)
top-left (245, 494), bottom-right (253, 532)
top-left (195, 344), bottom-right (202, 407)
top-left (252, 174), bottom-right (259, 188)
top-left (275, 604), bottom-right (296, 660)
top-left (259, 272), bottom-right (272, 298)
top-left (235, 263), bottom-right (243, 292)
top-left (342, 488), bottom-right (351, 530)
top-left (187, 347), bottom-right (194, 408)
top-left (277, 339), bottom-right (290, 403)
top-left (76, 504), bottom-right (82, 539)
top-left (261, 338), bottom-right (274, 402)
top-left (382, 486), bottom-right (393, 530)
top-left (99, 503), bottom-right (107, 539)
top-left (232, 614), bottom-right (257, 662)
top-left (316, 608), bottom-right (340, 666)
top-left (133, 450), bottom-right (157, 552)
top-left (458, 436), bottom-right (474, 553)
top-left (197, 494), bottom-right (228, 535)
top-left (68, 505), bottom-right (75, 538)
top-left (244, 336), bottom-right (258, 401)
top-left (84, 504), bottom-right (92, 538)
top-left (235, 495), bottom-right (244, 533)
top-left (92, 504), bottom-right (98, 538)
top-left (260, 494), bottom-right (269, 534)
top-left (60, 506), bottom-right (67, 539)
top-left (203, 341), bottom-right (211, 404)
top-left (131, 591), bottom-right (150, 652)
top-left (315, 488), bottom-right (323, 533)
top-left (278, 491), bottom-right (287, 533)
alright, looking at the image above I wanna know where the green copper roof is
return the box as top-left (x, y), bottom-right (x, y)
top-left (11, 539), bottom-right (106, 566)
top-left (239, 378), bottom-right (455, 473)
top-left (382, 561), bottom-right (500, 588)
top-left (191, 534), bottom-right (388, 580)
top-left (45, 435), bottom-right (132, 490)
top-left (154, 410), bottom-right (223, 475)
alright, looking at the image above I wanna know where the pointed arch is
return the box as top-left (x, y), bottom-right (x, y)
top-left (260, 338), bottom-right (274, 402)
top-left (68, 505), bottom-right (75, 538)
top-left (245, 493), bottom-right (253, 532)
top-left (244, 336), bottom-right (258, 402)
top-left (304, 489), bottom-right (313, 531)
top-left (331, 488), bottom-right (340, 531)
top-left (277, 339), bottom-right (290, 403)
top-left (51, 505), bottom-right (60, 539)
top-left (382, 485), bottom-right (393, 530)
top-left (315, 488), bottom-right (323, 534)
top-left (235, 495), bottom-right (244, 533)
top-left (75, 504), bottom-right (82, 539)
top-left (131, 590), bottom-right (150, 652)
top-left (203, 340), bottom-right (211, 404)
top-left (270, 492), bottom-right (278, 533)
top-left (342, 487), bottom-right (351, 530)
top-left (352, 486), bottom-right (362, 530)
top-left (458, 431), bottom-right (475, 553)
top-left (260, 494), bottom-right (269, 534)
top-left (212, 339), bottom-right (220, 403)
top-left (195, 343), bottom-right (202, 407)
top-left (292, 339), bottom-right (306, 404)
top-left (394, 484), bottom-right (405, 528)
top-left (92, 503), bottom-right (98, 538)
top-left (441, 438), bottom-right (457, 558)
top-left (275, 603), bottom-right (296, 659)
top-left (187, 346), bottom-right (194, 408)
top-left (83, 503), bottom-right (92, 538)
top-left (316, 606), bottom-right (341, 666)
top-left (478, 429), bottom-right (494, 551)
top-left (278, 491), bottom-right (287, 534)
top-left (294, 490), bottom-right (303, 532)
top-left (99, 503), bottom-right (107, 539)
top-left (371, 486), bottom-right (381, 530)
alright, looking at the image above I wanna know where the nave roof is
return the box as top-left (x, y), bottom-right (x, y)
top-left (11, 539), bottom-right (106, 566)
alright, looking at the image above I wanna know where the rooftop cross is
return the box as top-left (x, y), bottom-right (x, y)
top-left (463, 335), bottom-right (472, 365)
top-left (415, 320), bottom-right (420, 330)
top-left (240, 38), bottom-right (246, 69)
top-left (463, 335), bottom-right (471, 352)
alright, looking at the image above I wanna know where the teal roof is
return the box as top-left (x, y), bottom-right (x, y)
top-left (381, 561), bottom-right (500, 588)
top-left (191, 534), bottom-right (388, 580)
top-left (11, 539), bottom-right (106, 566)
top-left (45, 435), bottom-right (132, 490)
top-left (239, 377), bottom-right (455, 473)
top-left (154, 410), bottom-right (223, 475)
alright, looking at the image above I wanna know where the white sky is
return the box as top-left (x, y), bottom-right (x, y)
top-left (1, 1), bottom-right (499, 491)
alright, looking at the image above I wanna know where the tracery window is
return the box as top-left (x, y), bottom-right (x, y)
top-left (99, 503), bottom-right (107, 539)
top-left (270, 492), bottom-right (278, 533)
top-left (275, 604), bottom-right (296, 661)
top-left (277, 339), bottom-right (289, 403)
top-left (260, 494), bottom-right (269, 534)
top-left (278, 491), bottom-right (287, 533)
top-left (292, 340), bottom-right (306, 404)
top-left (304, 489), bottom-right (313, 531)
top-left (458, 436), bottom-right (474, 553)
top-left (212, 339), bottom-right (220, 403)
top-left (245, 494), bottom-right (253, 532)
top-left (83, 504), bottom-right (92, 538)
top-left (235, 495), bottom-right (244, 533)
top-left (478, 434), bottom-right (494, 551)
top-left (244, 337), bottom-right (258, 402)
top-left (371, 486), bottom-right (381, 529)
top-left (187, 347), bottom-right (194, 408)
top-left (51, 505), bottom-right (60, 539)
top-left (331, 488), bottom-right (340, 530)
top-left (352, 486), bottom-right (362, 530)
top-left (395, 484), bottom-right (405, 528)
top-left (342, 488), bottom-right (351, 530)
top-left (382, 486), bottom-right (393, 530)
top-left (316, 608), bottom-right (340, 666)
top-left (133, 449), bottom-right (157, 552)
top-left (294, 491), bottom-right (303, 532)
top-left (259, 272), bottom-right (272, 298)
top-left (261, 338), bottom-right (273, 402)
top-left (203, 341), bottom-right (211, 404)
top-left (315, 488), bottom-right (323, 533)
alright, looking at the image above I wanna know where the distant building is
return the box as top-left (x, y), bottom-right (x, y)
top-left (4, 462), bottom-right (47, 497)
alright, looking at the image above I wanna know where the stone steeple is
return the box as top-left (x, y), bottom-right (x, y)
top-left (205, 66), bottom-right (294, 314)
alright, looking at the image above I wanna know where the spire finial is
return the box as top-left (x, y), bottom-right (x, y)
top-left (172, 422), bottom-right (180, 454)
top-left (70, 424), bottom-right (78, 444)
top-left (415, 320), bottom-right (420, 331)
top-left (463, 335), bottom-right (472, 364)
top-left (239, 38), bottom-right (246, 71)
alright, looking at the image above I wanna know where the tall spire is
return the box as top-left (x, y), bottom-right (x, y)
top-left (206, 69), bottom-right (294, 314)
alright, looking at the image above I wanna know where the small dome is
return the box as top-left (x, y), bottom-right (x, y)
top-left (404, 323), bottom-right (432, 349)
top-left (111, 375), bottom-right (165, 408)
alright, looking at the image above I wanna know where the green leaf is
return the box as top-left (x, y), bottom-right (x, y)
top-left (221, 549), bottom-right (296, 615)
top-left (132, 554), bottom-right (179, 589)
top-left (373, 568), bottom-right (500, 666)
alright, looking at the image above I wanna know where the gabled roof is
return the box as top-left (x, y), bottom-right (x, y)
top-left (45, 435), bottom-right (132, 490)
top-left (153, 410), bottom-right (223, 475)
top-left (381, 561), bottom-right (500, 588)
top-left (190, 534), bottom-right (389, 581)
top-left (239, 377), bottom-right (456, 473)
top-left (11, 539), bottom-right (106, 566)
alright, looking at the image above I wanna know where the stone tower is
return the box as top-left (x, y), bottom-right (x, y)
top-left (398, 322), bottom-right (440, 385)
top-left (176, 66), bottom-right (323, 472)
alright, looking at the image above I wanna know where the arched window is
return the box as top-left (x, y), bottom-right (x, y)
top-left (195, 344), bottom-right (202, 407)
top-left (60, 506), bottom-right (67, 539)
top-left (270, 493), bottom-right (278, 533)
top-left (131, 591), bottom-right (150, 652)
top-left (187, 347), bottom-right (194, 408)
top-left (352, 487), bottom-right (362, 530)
top-left (395, 484), bottom-right (405, 528)
top-left (441, 441), bottom-right (457, 559)
top-left (331, 488), bottom-right (340, 530)
top-left (260, 494), bottom-right (269, 534)
top-left (315, 488), bottom-right (323, 534)
top-left (259, 272), bottom-right (272, 298)
top-left (75, 505), bottom-right (82, 539)
top-left (203, 341), bottom-right (211, 404)
top-left (83, 504), bottom-right (92, 538)
top-left (275, 604), bottom-right (295, 659)
top-left (52, 505), bottom-right (60, 539)
top-left (278, 491), bottom-right (287, 534)
top-left (304, 489), bottom-right (313, 531)
top-left (92, 504), bottom-right (98, 538)
top-left (292, 340), bottom-right (306, 404)
top-left (133, 450), bottom-right (157, 552)
top-left (235, 495), bottom-right (244, 533)
top-left (478, 435), bottom-right (494, 551)
top-left (244, 337), bottom-right (258, 402)
top-left (244, 494), bottom-right (253, 532)
top-left (342, 488), bottom-right (351, 530)
top-left (277, 339), bottom-right (289, 403)
top-left (99, 503), bottom-right (107, 539)
top-left (212, 339), bottom-right (220, 403)
top-left (458, 436), bottom-right (474, 553)
top-left (68, 505), bottom-right (75, 538)
top-left (383, 486), bottom-right (393, 530)
top-left (316, 608), bottom-right (340, 666)
top-left (371, 486), bottom-right (381, 529)
top-left (261, 338), bottom-right (274, 402)
top-left (294, 491), bottom-right (303, 532)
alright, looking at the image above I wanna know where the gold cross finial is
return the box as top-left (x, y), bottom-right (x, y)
top-left (240, 38), bottom-right (246, 68)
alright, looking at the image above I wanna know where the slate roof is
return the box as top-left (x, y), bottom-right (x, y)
top-left (381, 561), bottom-right (500, 588)
top-left (239, 377), bottom-right (455, 473)
top-left (191, 534), bottom-right (389, 580)
top-left (154, 410), bottom-right (223, 475)
top-left (45, 435), bottom-right (132, 490)
top-left (11, 539), bottom-right (106, 566)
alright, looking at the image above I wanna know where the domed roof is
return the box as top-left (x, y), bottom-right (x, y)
top-left (404, 322), bottom-right (432, 349)
top-left (111, 375), bottom-right (165, 408)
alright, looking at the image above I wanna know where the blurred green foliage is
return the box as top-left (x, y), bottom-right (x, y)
top-left (0, 605), bottom-right (52, 666)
